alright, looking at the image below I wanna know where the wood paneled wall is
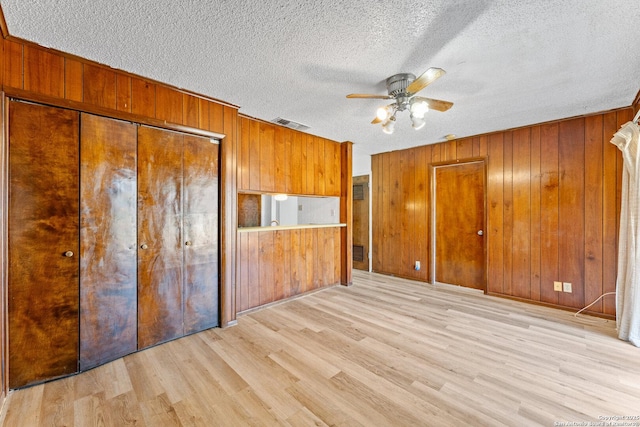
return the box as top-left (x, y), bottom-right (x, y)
top-left (235, 116), bottom-right (348, 311)
top-left (372, 108), bottom-right (631, 316)
top-left (236, 227), bottom-right (341, 312)
top-left (237, 117), bottom-right (341, 196)
top-left (0, 35), bottom-right (239, 341)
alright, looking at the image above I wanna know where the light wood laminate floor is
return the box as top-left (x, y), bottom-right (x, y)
top-left (1, 270), bottom-right (639, 426)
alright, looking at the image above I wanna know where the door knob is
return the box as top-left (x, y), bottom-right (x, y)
top-left (140, 244), bottom-right (148, 250)
top-left (64, 251), bottom-right (74, 257)
top-left (477, 230), bottom-right (484, 236)
top-left (185, 241), bottom-right (192, 246)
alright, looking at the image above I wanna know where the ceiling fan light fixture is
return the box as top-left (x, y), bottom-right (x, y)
top-left (376, 106), bottom-right (390, 121)
top-left (410, 99), bottom-right (429, 118)
top-left (411, 114), bottom-right (426, 130)
top-left (382, 116), bottom-right (396, 134)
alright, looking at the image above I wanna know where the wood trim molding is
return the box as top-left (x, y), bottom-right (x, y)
top-left (1, 93), bottom-right (8, 401)
top-left (0, 6), bottom-right (9, 39)
top-left (340, 141), bottom-right (353, 286)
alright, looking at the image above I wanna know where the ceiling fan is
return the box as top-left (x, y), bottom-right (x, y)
top-left (347, 67), bottom-right (453, 134)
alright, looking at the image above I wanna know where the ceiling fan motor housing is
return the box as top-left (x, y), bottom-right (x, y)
top-left (386, 73), bottom-right (415, 111)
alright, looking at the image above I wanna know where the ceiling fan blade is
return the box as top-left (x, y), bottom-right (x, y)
top-left (406, 68), bottom-right (446, 95)
top-left (413, 96), bottom-right (453, 112)
top-left (346, 94), bottom-right (394, 99)
top-left (371, 116), bottom-right (383, 124)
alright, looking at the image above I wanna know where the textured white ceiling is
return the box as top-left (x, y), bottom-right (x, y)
top-left (2, 0), bottom-right (640, 175)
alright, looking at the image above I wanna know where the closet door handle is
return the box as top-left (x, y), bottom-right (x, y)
top-left (140, 244), bottom-right (148, 250)
top-left (63, 251), bottom-right (74, 257)
top-left (185, 241), bottom-right (192, 246)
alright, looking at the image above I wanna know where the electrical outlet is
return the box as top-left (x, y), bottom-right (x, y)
top-left (563, 282), bottom-right (572, 293)
top-left (553, 281), bottom-right (562, 292)
top-left (415, 261), bottom-right (421, 271)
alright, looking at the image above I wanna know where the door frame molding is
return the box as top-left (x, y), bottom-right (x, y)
top-left (429, 157), bottom-right (488, 290)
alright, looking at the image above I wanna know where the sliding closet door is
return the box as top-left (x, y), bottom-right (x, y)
top-left (8, 101), bottom-right (79, 388)
top-left (80, 114), bottom-right (137, 369)
top-left (183, 135), bottom-right (220, 333)
top-left (137, 126), bottom-right (184, 349)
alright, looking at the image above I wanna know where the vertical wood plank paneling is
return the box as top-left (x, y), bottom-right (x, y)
top-left (414, 145), bottom-right (428, 281)
top-left (283, 228), bottom-right (293, 296)
top-left (584, 115), bottom-right (604, 312)
top-left (209, 102), bottom-right (225, 134)
top-left (487, 133), bottom-right (504, 294)
top-left (371, 109), bottom-right (622, 315)
top-left (4, 40), bottom-right (23, 89)
top-left (259, 122), bottom-right (275, 192)
top-left (156, 86), bottom-right (183, 124)
top-left (372, 155), bottom-right (382, 271)
top-left (83, 63), bottom-right (116, 109)
top-left (115, 74), bottom-right (131, 112)
top-left (305, 135), bottom-right (316, 195)
top-left (238, 118), bottom-right (250, 190)
top-left (511, 128), bottom-right (531, 298)
top-left (456, 138), bottom-right (473, 159)
top-left (539, 123), bottom-right (560, 305)
top-left (290, 131), bottom-right (303, 194)
top-left (247, 232), bottom-right (260, 309)
top-left (602, 111), bottom-right (618, 315)
top-left (274, 126), bottom-right (285, 193)
top-left (64, 58), bottom-right (84, 102)
top-left (237, 232), bottom-right (249, 312)
top-left (325, 140), bottom-right (338, 196)
top-left (198, 99), bottom-right (210, 131)
top-left (400, 150), bottom-right (412, 275)
top-left (558, 118), bottom-right (585, 309)
top-left (249, 119), bottom-right (261, 191)
top-left (273, 231), bottom-right (285, 301)
top-left (283, 129), bottom-right (293, 194)
top-left (502, 132), bottom-right (514, 295)
top-left (387, 151), bottom-right (400, 275)
top-left (258, 232), bottom-right (274, 306)
top-left (314, 137), bottom-right (325, 195)
top-left (23, 46), bottom-right (64, 98)
top-left (289, 229), bottom-right (301, 295)
top-left (529, 126), bottom-right (542, 301)
top-left (183, 94), bottom-right (199, 128)
top-left (304, 228), bottom-right (315, 292)
top-left (131, 78), bottom-right (156, 118)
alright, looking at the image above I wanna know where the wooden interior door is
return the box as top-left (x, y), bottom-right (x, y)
top-left (8, 100), bottom-right (80, 388)
top-left (352, 175), bottom-right (369, 271)
top-left (79, 114), bottom-right (137, 370)
top-left (434, 161), bottom-right (485, 290)
top-left (183, 135), bottom-right (220, 334)
top-left (137, 126), bottom-right (184, 349)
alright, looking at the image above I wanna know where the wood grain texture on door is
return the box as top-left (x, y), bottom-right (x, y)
top-left (183, 135), bottom-right (220, 334)
top-left (137, 126), bottom-right (184, 349)
top-left (79, 113), bottom-right (138, 370)
top-left (435, 161), bottom-right (485, 290)
top-left (8, 101), bottom-right (80, 388)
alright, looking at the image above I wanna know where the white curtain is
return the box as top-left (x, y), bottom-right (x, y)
top-left (611, 120), bottom-right (640, 346)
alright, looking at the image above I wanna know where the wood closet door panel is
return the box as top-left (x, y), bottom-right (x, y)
top-left (183, 136), bottom-right (219, 333)
top-left (137, 126), bottom-right (184, 349)
top-left (79, 114), bottom-right (137, 370)
top-left (8, 101), bottom-right (80, 388)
